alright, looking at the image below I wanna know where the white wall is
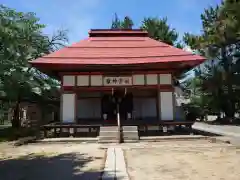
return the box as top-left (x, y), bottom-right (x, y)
top-left (63, 75), bottom-right (75, 86)
top-left (160, 92), bottom-right (173, 120)
top-left (133, 98), bottom-right (157, 118)
top-left (91, 75), bottom-right (103, 86)
top-left (159, 74), bottom-right (172, 84)
top-left (62, 93), bottom-right (75, 123)
top-left (77, 75), bottom-right (89, 86)
top-left (132, 74), bottom-right (144, 85)
top-left (146, 74), bottom-right (158, 85)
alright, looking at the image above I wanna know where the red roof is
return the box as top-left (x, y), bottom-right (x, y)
top-left (30, 29), bottom-right (205, 70)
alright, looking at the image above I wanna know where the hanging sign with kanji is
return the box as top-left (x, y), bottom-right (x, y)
top-left (103, 76), bottom-right (132, 86)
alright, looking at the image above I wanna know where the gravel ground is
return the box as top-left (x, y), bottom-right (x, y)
top-left (125, 140), bottom-right (240, 180)
top-left (0, 142), bottom-right (105, 180)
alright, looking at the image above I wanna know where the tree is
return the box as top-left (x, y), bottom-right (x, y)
top-left (111, 14), bottom-right (134, 29)
top-left (140, 17), bottom-right (186, 80)
top-left (111, 15), bottom-right (182, 46)
top-left (0, 5), bottom-right (68, 127)
top-left (141, 17), bottom-right (179, 46)
top-left (111, 13), bottom-right (121, 29)
top-left (140, 17), bottom-right (185, 79)
top-left (121, 16), bottom-right (134, 29)
top-left (183, 0), bottom-right (240, 121)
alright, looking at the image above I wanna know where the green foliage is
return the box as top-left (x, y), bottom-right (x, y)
top-left (0, 126), bottom-right (37, 142)
top-left (0, 5), bottom-right (67, 127)
top-left (141, 17), bottom-right (178, 46)
top-left (111, 15), bottom-right (184, 47)
top-left (121, 16), bottom-right (134, 29)
top-left (183, 0), bottom-right (240, 120)
top-left (111, 14), bottom-right (134, 29)
top-left (111, 13), bottom-right (121, 29)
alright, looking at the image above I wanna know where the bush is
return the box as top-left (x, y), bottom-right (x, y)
top-left (0, 127), bottom-right (37, 142)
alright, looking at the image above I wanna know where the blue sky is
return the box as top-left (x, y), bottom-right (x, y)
top-left (1, 0), bottom-right (221, 44)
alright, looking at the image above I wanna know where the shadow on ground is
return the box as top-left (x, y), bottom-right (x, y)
top-left (0, 153), bottom-right (116, 180)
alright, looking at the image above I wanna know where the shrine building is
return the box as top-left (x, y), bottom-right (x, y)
top-left (30, 29), bottom-right (205, 137)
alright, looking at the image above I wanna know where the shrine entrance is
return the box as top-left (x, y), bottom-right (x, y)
top-left (101, 89), bottom-right (133, 125)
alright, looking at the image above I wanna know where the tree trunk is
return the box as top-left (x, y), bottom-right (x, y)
top-left (221, 47), bottom-right (235, 119)
top-left (12, 98), bottom-right (21, 128)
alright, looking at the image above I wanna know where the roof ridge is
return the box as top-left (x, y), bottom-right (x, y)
top-left (91, 39), bottom-right (145, 41)
top-left (89, 29), bottom-right (145, 32)
top-left (42, 54), bottom-right (197, 59)
top-left (89, 29), bottom-right (148, 37)
top-left (67, 46), bottom-right (169, 48)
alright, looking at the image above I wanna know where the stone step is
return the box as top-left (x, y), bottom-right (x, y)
top-left (98, 139), bottom-right (119, 143)
top-left (99, 136), bottom-right (119, 140)
top-left (123, 139), bottom-right (139, 143)
top-left (122, 126), bottom-right (138, 131)
top-left (99, 126), bottom-right (120, 143)
top-left (99, 126), bottom-right (139, 143)
top-left (123, 134), bottom-right (138, 137)
top-left (100, 126), bottom-right (119, 131)
top-left (122, 126), bottom-right (139, 142)
top-left (98, 136), bottom-right (119, 142)
top-left (99, 131), bottom-right (119, 136)
top-left (122, 131), bottom-right (138, 135)
top-left (123, 135), bottom-right (139, 139)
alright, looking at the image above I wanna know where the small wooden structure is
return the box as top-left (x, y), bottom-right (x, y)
top-left (31, 29), bottom-right (205, 137)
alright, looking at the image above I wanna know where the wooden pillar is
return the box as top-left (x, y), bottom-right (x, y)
top-left (156, 74), bottom-right (160, 122)
top-left (156, 88), bottom-right (160, 122)
top-left (74, 75), bottom-right (77, 124)
top-left (60, 75), bottom-right (63, 123)
top-left (75, 92), bottom-right (77, 123)
top-left (171, 75), bottom-right (176, 121)
top-left (172, 88), bottom-right (176, 121)
top-left (60, 91), bottom-right (63, 123)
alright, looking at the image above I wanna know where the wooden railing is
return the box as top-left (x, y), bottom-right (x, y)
top-left (40, 121), bottom-right (194, 138)
top-left (41, 124), bottom-right (100, 138)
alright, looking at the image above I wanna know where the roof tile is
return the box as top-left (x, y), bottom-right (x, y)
top-left (31, 29), bottom-right (205, 66)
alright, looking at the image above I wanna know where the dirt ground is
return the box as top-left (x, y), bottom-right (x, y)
top-left (1, 139), bottom-right (240, 180)
top-left (0, 142), bottom-right (105, 180)
top-left (125, 140), bottom-right (240, 180)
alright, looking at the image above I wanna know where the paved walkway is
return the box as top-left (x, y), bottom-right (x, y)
top-left (193, 122), bottom-right (240, 137)
top-left (102, 147), bottom-right (129, 180)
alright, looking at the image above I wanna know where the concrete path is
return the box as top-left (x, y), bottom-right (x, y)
top-left (193, 122), bottom-right (240, 137)
top-left (102, 147), bottom-right (129, 180)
